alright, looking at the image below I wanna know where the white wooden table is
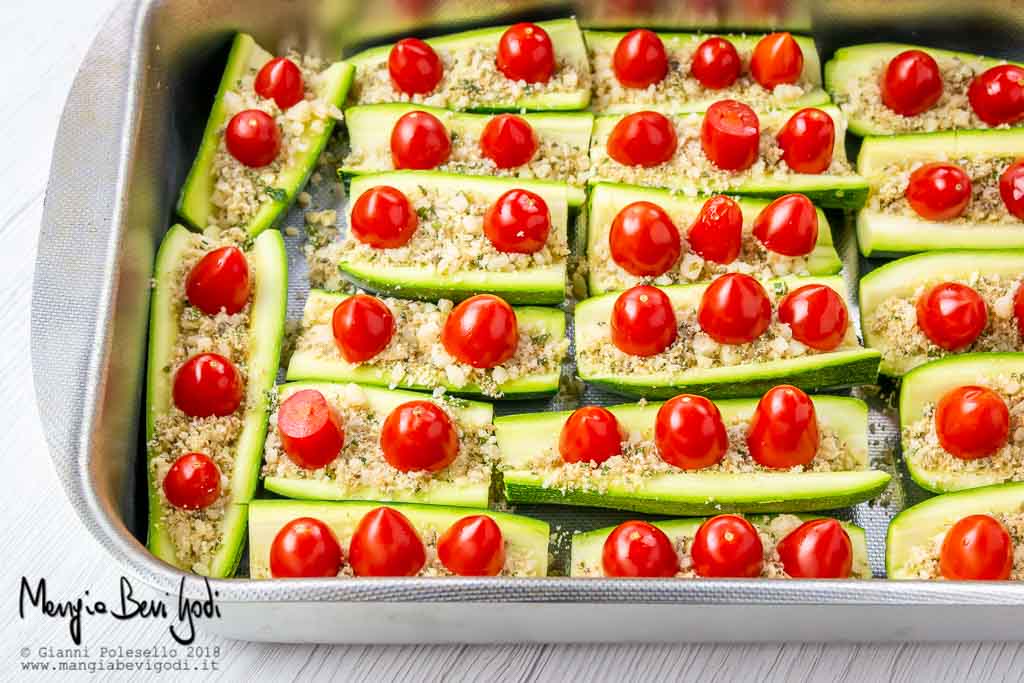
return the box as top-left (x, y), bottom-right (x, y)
top-left (2, 1), bottom-right (1021, 679)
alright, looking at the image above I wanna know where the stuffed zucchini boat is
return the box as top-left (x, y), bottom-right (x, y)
top-left (860, 250), bottom-right (1024, 377)
top-left (340, 103), bottom-right (592, 207)
top-left (886, 482), bottom-right (1024, 580)
top-left (249, 500), bottom-right (549, 578)
top-left (146, 225), bottom-right (287, 577)
top-left (586, 183), bottom-right (841, 296)
top-left (825, 43), bottom-right (1024, 137)
top-left (345, 18), bottom-right (591, 111)
top-left (177, 33), bottom-right (353, 237)
top-left (286, 290), bottom-right (568, 399)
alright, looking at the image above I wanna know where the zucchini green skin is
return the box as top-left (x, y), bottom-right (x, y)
top-left (262, 381), bottom-right (493, 507)
top-left (145, 226), bottom-right (287, 577)
top-left (248, 500), bottom-right (550, 578)
top-left (886, 482), bottom-right (1024, 578)
top-left (177, 34), bottom-right (354, 236)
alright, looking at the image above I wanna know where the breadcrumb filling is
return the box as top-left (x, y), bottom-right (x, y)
top-left (898, 511), bottom-right (1024, 579)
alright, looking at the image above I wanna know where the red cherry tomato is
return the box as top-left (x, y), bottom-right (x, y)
top-left (388, 38), bottom-right (443, 95)
top-left (999, 160), bottom-right (1024, 220)
top-left (752, 193), bottom-right (818, 257)
top-left (690, 36), bottom-right (741, 90)
top-left (610, 285), bottom-right (678, 356)
top-left (777, 108), bottom-right (835, 174)
top-left (697, 273), bottom-right (771, 345)
top-left (332, 294), bottom-right (395, 363)
top-left (687, 195), bottom-right (743, 264)
top-left (496, 22), bottom-right (554, 84)
top-left (701, 100), bottom-right (760, 171)
top-left (655, 394), bottom-right (728, 470)
top-left (882, 50), bottom-right (943, 116)
top-left (1016, 283), bottom-right (1024, 339)
top-left (254, 57), bottom-right (304, 109)
top-left (380, 400), bottom-right (459, 472)
top-left (612, 29), bottom-right (668, 88)
top-left (608, 201), bottom-right (681, 276)
top-left (905, 163), bottom-right (972, 221)
top-left (559, 406), bottom-right (623, 465)
top-left (935, 385), bottom-right (1010, 460)
top-left (225, 109), bottom-right (280, 167)
top-left (607, 111), bottom-right (678, 168)
top-left (277, 389), bottom-right (345, 469)
top-left (185, 246), bottom-right (251, 315)
top-left (776, 518), bottom-right (854, 579)
top-left (437, 515), bottom-right (506, 576)
top-left (441, 294), bottom-right (519, 368)
top-left (173, 353), bottom-right (243, 417)
top-left (269, 517), bottom-right (343, 578)
top-left (778, 284), bottom-right (849, 351)
top-left (348, 507), bottom-right (426, 577)
top-left (968, 64), bottom-right (1024, 126)
top-left (746, 385), bottom-right (819, 469)
top-left (601, 520), bottom-right (679, 577)
top-left (940, 514), bottom-right (1013, 580)
top-left (750, 32), bottom-right (803, 89)
top-left (691, 515), bottom-right (764, 578)
top-left (483, 189), bottom-right (551, 254)
top-left (916, 282), bottom-right (988, 351)
top-left (162, 452), bottom-right (221, 510)
top-left (390, 110), bottom-right (451, 170)
top-left (350, 185), bottom-right (418, 249)
top-left (479, 114), bottom-right (538, 169)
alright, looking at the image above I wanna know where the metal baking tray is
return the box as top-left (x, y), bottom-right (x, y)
top-left (31, 0), bottom-right (1024, 642)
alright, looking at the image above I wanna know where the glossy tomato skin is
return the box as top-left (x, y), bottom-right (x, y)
top-left (777, 108), bottom-right (835, 174)
top-left (940, 514), bottom-right (1013, 580)
top-left (935, 385), bottom-right (1010, 460)
top-left (173, 353), bottom-right (244, 417)
top-left (277, 389), bottom-right (345, 469)
top-left (607, 111), bottom-right (678, 167)
top-left (348, 507), bottom-right (427, 577)
top-left (608, 201), bottom-right (681, 276)
top-left (752, 193), bottom-right (818, 257)
top-left (390, 110), bottom-right (451, 170)
top-left (746, 385), bottom-right (820, 469)
top-left (479, 114), bottom-right (538, 169)
top-left (1016, 283), bottom-right (1024, 339)
top-left (905, 163), bottom-right (972, 221)
top-left (697, 273), bottom-right (771, 345)
top-left (388, 38), bottom-right (443, 95)
top-left (882, 50), bottom-right (943, 116)
top-left (483, 189), bottom-right (551, 254)
top-left (254, 57), bottom-right (304, 109)
top-left (269, 517), bottom-right (343, 578)
top-left (610, 285), bottom-right (678, 356)
top-left (776, 518), bottom-right (854, 579)
top-left (332, 294), bottom-right (395, 363)
top-left (916, 282), bottom-right (988, 351)
top-left (999, 160), bottom-right (1024, 220)
top-left (701, 99), bottom-right (760, 171)
top-left (690, 37), bottom-right (741, 90)
top-left (496, 22), bottom-right (554, 83)
top-left (655, 394), bottom-right (728, 470)
top-left (687, 195), bottom-right (743, 264)
top-left (777, 284), bottom-right (849, 351)
top-left (559, 406), bottom-right (623, 465)
top-left (601, 520), bottom-right (679, 577)
top-left (968, 64), bottom-right (1024, 126)
top-left (162, 452), bottom-right (221, 510)
top-left (691, 515), bottom-right (764, 578)
top-left (225, 109), bottom-right (281, 167)
top-left (613, 29), bottom-right (668, 88)
top-left (350, 185), bottom-right (418, 249)
top-left (380, 400), bottom-right (459, 472)
top-left (437, 515), bottom-right (506, 576)
top-left (185, 246), bottom-right (251, 315)
top-left (441, 295), bottom-right (519, 368)
top-left (750, 32), bottom-right (803, 89)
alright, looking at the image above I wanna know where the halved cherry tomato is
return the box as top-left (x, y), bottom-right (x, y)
top-left (882, 50), bottom-right (943, 116)
top-left (185, 246), bottom-right (251, 315)
top-left (691, 514), bottom-right (764, 578)
top-left (940, 514), bottom-right (1013, 580)
top-left (483, 189), bottom-right (550, 254)
top-left (559, 406), bottom-right (622, 465)
top-left (277, 389), bottom-right (345, 469)
top-left (999, 160), bottom-right (1024, 220)
top-left (608, 201), bottom-right (681, 276)
top-left (225, 109), bottom-right (280, 167)
top-left (752, 193), bottom-right (818, 257)
top-left (350, 185), bottom-right (418, 249)
top-left (935, 385), bottom-right (1009, 460)
top-left (441, 294), bottom-right (518, 368)
top-left (380, 400), bottom-right (459, 472)
top-left (701, 99), bottom-right (760, 171)
top-left (697, 273), bottom-right (771, 345)
top-left (437, 515), bottom-right (506, 576)
top-left (601, 520), bottom-right (679, 577)
top-left (687, 195), bottom-right (743, 264)
top-left (269, 517), bottom-right (343, 578)
top-left (610, 285), bottom-right (677, 356)
top-left (968, 64), bottom-right (1024, 126)
top-left (254, 57), bottom-right (304, 109)
top-left (1016, 283), bottom-right (1024, 339)
top-left (496, 22), bottom-right (554, 84)
top-left (778, 283), bottom-right (848, 351)
top-left (777, 108), bottom-right (835, 174)
top-left (916, 282), bottom-right (987, 351)
top-left (746, 385), bottom-right (819, 469)
top-left (606, 111), bottom-right (678, 167)
top-left (348, 507), bottom-right (426, 577)
top-left (162, 452), bottom-right (221, 510)
top-left (173, 353), bottom-right (243, 417)
top-left (905, 162), bottom-right (972, 221)
top-left (655, 394), bottom-right (728, 470)
top-left (690, 36), bottom-right (740, 90)
top-left (612, 29), bottom-right (668, 89)
top-left (776, 518), bottom-right (853, 579)
top-left (332, 294), bottom-right (395, 363)
top-left (388, 38), bottom-right (443, 95)
top-left (479, 114), bottom-right (538, 169)
top-left (750, 32), bottom-right (803, 89)
top-left (390, 110), bottom-right (451, 170)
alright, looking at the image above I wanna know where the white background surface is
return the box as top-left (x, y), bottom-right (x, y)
top-left (2, 0), bottom-right (1022, 680)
